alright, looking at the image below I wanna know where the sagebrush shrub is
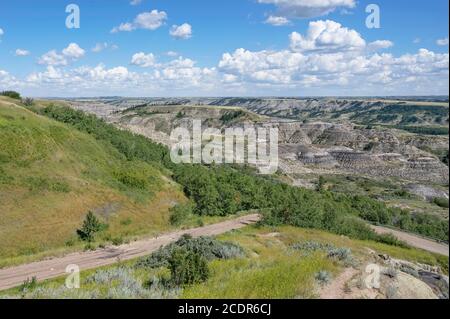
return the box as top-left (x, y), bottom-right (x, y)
top-left (327, 248), bottom-right (352, 262)
top-left (382, 267), bottom-right (398, 279)
top-left (291, 241), bottom-right (335, 254)
top-left (136, 235), bottom-right (245, 269)
top-left (86, 267), bottom-right (134, 285)
top-left (86, 267), bottom-right (180, 299)
top-left (291, 241), bottom-right (355, 266)
top-left (315, 271), bottom-right (332, 285)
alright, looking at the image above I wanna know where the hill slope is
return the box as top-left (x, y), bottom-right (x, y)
top-left (0, 97), bottom-right (185, 263)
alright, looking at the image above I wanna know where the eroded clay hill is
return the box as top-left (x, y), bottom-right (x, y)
top-left (67, 100), bottom-right (449, 186)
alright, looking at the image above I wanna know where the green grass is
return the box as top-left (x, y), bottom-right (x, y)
top-left (185, 255), bottom-right (333, 298)
top-left (2, 225), bottom-right (447, 299)
top-left (267, 226), bottom-right (449, 274)
top-left (0, 98), bottom-right (186, 263)
top-left (182, 246), bottom-right (336, 299)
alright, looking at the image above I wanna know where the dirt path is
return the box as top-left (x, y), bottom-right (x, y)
top-left (319, 268), bottom-right (358, 299)
top-left (371, 225), bottom-right (449, 257)
top-left (0, 214), bottom-right (261, 291)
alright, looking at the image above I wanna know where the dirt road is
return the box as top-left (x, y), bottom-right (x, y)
top-left (1, 216), bottom-right (447, 291)
top-left (0, 214), bottom-right (261, 291)
top-left (371, 225), bottom-right (449, 257)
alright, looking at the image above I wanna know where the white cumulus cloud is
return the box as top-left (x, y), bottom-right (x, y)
top-left (131, 52), bottom-right (156, 67)
top-left (62, 43), bottom-right (85, 59)
top-left (38, 50), bottom-right (68, 66)
top-left (15, 49), bottom-right (31, 56)
top-left (368, 40), bottom-right (394, 51)
top-left (112, 10), bottom-right (167, 33)
top-left (112, 23), bottom-right (135, 33)
top-left (170, 23), bottom-right (193, 40)
top-left (289, 20), bottom-right (366, 52)
top-left (264, 16), bottom-right (291, 26)
top-left (38, 43), bottom-right (85, 66)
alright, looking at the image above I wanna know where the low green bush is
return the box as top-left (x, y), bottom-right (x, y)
top-left (77, 212), bottom-right (108, 242)
top-left (19, 277), bottom-right (37, 293)
top-left (169, 202), bottom-right (195, 226)
top-left (433, 197), bottom-right (449, 209)
top-left (168, 248), bottom-right (210, 286)
top-left (115, 170), bottom-right (148, 189)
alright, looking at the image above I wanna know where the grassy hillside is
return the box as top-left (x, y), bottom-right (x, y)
top-left (0, 97), bottom-right (186, 264)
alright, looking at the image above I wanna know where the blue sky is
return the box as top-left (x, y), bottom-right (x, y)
top-left (0, 0), bottom-right (448, 97)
